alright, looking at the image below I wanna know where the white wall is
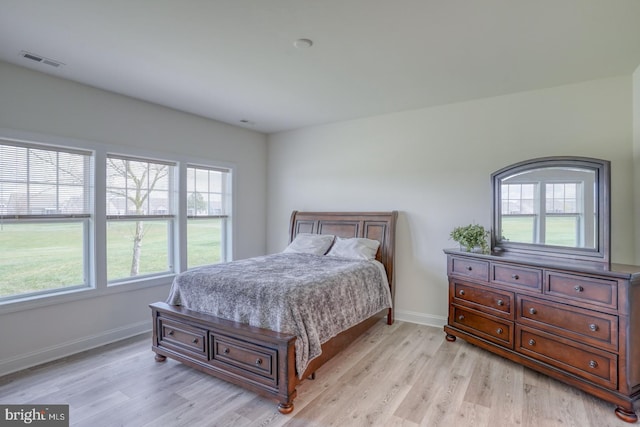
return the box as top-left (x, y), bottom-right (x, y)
top-left (0, 61), bottom-right (268, 375)
top-left (267, 76), bottom-right (635, 326)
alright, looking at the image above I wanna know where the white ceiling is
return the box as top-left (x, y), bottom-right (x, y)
top-left (1, 1), bottom-right (640, 134)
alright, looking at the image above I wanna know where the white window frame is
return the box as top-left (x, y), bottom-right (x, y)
top-left (105, 154), bottom-right (177, 284)
top-left (0, 128), bottom-right (235, 314)
top-left (0, 139), bottom-right (94, 302)
top-left (185, 164), bottom-right (232, 269)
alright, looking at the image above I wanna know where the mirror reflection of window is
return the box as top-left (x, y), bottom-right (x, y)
top-left (499, 167), bottom-right (595, 249)
top-left (545, 182), bottom-right (581, 247)
top-left (501, 183), bottom-right (537, 244)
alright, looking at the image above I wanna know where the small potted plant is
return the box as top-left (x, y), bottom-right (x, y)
top-left (450, 224), bottom-right (490, 254)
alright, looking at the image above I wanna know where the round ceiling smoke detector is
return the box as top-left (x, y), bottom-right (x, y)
top-left (293, 38), bottom-right (313, 49)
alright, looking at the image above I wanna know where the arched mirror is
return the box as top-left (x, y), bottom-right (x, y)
top-left (492, 156), bottom-right (610, 264)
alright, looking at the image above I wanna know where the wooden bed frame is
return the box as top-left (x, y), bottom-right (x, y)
top-left (150, 211), bottom-right (398, 413)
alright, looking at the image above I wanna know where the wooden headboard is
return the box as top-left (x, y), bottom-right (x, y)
top-left (289, 211), bottom-right (398, 323)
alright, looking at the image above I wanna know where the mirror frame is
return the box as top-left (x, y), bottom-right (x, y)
top-left (491, 156), bottom-right (610, 264)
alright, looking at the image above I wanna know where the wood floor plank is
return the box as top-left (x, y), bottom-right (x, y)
top-left (486, 355), bottom-right (524, 427)
top-left (0, 321), bottom-right (635, 427)
top-left (393, 333), bottom-right (460, 423)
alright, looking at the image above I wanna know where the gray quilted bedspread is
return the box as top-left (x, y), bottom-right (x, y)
top-left (166, 252), bottom-right (392, 377)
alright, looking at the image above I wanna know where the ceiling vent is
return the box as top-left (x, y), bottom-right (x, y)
top-left (20, 51), bottom-right (64, 68)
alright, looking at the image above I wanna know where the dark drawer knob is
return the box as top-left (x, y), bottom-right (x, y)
top-left (511, 274), bottom-right (519, 280)
top-left (574, 285), bottom-right (584, 292)
top-left (529, 307), bottom-right (537, 315)
top-left (459, 289), bottom-right (465, 296)
top-left (458, 315), bottom-right (465, 321)
top-left (496, 328), bottom-right (503, 334)
top-left (528, 339), bottom-right (536, 346)
top-left (496, 299), bottom-right (504, 306)
top-left (589, 360), bottom-right (598, 369)
top-left (223, 347), bottom-right (230, 354)
top-left (466, 266), bottom-right (473, 271)
top-left (167, 330), bottom-right (174, 336)
top-left (256, 358), bottom-right (263, 366)
top-left (589, 323), bottom-right (599, 332)
top-left (192, 338), bottom-right (199, 344)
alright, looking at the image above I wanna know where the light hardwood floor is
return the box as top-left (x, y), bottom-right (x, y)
top-left (0, 320), bottom-right (633, 427)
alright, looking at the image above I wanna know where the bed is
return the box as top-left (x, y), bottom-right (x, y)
top-left (150, 211), bottom-right (398, 413)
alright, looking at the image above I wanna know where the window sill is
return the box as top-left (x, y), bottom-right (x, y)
top-left (0, 274), bottom-right (175, 315)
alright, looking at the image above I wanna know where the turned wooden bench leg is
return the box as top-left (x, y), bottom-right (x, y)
top-left (278, 402), bottom-right (294, 414)
top-left (614, 405), bottom-right (638, 423)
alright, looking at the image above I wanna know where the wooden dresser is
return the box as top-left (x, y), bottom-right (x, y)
top-left (444, 249), bottom-right (640, 422)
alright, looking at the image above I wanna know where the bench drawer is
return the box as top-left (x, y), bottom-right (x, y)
top-left (158, 316), bottom-right (207, 360)
top-left (210, 333), bottom-right (278, 387)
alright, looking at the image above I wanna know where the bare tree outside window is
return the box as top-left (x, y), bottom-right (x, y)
top-left (106, 157), bottom-right (171, 277)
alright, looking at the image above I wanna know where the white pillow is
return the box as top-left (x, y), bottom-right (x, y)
top-left (283, 233), bottom-right (335, 255)
top-left (326, 237), bottom-right (380, 260)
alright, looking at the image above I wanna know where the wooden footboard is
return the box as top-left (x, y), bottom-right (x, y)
top-left (151, 302), bottom-right (298, 413)
top-left (151, 301), bottom-right (387, 413)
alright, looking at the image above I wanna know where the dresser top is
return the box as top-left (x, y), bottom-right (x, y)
top-left (444, 248), bottom-right (640, 280)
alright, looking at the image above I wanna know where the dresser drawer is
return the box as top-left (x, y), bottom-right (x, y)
top-left (158, 316), bottom-right (207, 360)
top-left (517, 296), bottom-right (618, 351)
top-left (491, 263), bottom-right (542, 291)
top-left (210, 333), bottom-right (278, 387)
top-left (516, 326), bottom-right (617, 389)
top-left (545, 272), bottom-right (617, 310)
top-left (449, 256), bottom-right (489, 282)
top-left (450, 305), bottom-right (513, 348)
top-left (452, 280), bottom-right (514, 319)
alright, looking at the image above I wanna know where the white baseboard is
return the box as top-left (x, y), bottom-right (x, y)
top-left (394, 309), bottom-right (447, 328)
top-left (0, 321), bottom-right (151, 377)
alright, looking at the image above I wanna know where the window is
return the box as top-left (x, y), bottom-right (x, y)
top-left (106, 155), bottom-right (175, 282)
top-left (186, 165), bottom-right (231, 268)
top-left (0, 132), bottom-right (233, 306)
top-left (0, 140), bottom-right (93, 300)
